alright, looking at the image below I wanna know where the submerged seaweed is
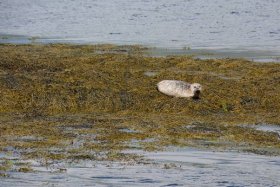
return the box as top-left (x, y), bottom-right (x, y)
top-left (0, 44), bottom-right (279, 170)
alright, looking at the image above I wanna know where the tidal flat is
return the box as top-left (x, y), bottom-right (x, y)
top-left (0, 44), bottom-right (280, 180)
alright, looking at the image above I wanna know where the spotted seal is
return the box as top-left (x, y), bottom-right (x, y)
top-left (157, 80), bottom-right (202, 99)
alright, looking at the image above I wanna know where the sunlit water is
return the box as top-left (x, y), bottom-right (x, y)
top-left (1, 149), bottom-right (280, 186)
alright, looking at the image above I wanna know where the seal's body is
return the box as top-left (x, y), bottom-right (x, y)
top-left (157, 80), bottom-right (202, 98)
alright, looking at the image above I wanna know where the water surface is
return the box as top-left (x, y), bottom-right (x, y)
top-left (1, 149), bottom-right (280, 186)
top-left (1, 0), bottom-right (280, 51)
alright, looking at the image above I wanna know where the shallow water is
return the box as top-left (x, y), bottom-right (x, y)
top-left (254, 124), bottom-right (280, 137)
top-left (1, 0), bottom-right (280, 51)
top-left (1, 149), bottom-right (280, 186)
top-left (144, 47), bottom-right (280, 62)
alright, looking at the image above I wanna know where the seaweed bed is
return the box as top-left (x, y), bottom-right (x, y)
top-left (0, 44), bottom-right (280, 174)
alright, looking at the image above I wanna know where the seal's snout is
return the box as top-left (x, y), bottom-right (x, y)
top-left (193, 89), bottom-right (201, 100)
top-left (190, 83), bottom-right (202, 99)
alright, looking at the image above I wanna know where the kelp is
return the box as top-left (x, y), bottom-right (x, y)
top-left (0, 44), bottom-right (279, 170)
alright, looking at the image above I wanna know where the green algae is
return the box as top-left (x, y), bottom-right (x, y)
top-left (0, 44), bottom-right (279, 166)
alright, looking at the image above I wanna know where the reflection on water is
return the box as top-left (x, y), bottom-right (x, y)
top-left (1, 149), bottom-right (280, 186)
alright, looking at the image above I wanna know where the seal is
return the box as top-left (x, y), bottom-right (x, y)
top-left (157, 80), bottom-right (202, 99)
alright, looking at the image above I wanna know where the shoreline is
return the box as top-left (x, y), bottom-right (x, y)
top-left (1, 149), bottom-right (280, 186)
top-left (1, 34), bottom-right (280, 63)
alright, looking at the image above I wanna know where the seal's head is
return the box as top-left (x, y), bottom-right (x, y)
top-left (190, 83), bottom-right (202, 99)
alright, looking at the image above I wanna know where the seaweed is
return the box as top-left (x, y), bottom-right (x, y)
top-left (0, 44), bottom-right (279, 165)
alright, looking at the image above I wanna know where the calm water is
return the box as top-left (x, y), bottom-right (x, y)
top-left (0, 0), bottom-right (280, 51)
top-left (1, 149), bottom-right (280, 186)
